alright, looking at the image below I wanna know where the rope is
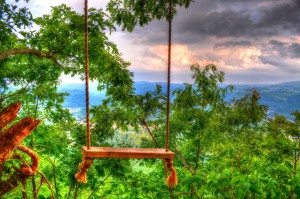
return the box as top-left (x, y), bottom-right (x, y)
top-left (84, 0), bottom-right (91, 149)
top-left (75, 158), bottom-right (93, 183)
top-left (165, 158), bottom-right (178, 187)
top-left (165, 0), bottom-right (178, 189)
top-left (76, 0), bottom-right (93, 184)
top-left (165, 0), bottom-right (172, 152)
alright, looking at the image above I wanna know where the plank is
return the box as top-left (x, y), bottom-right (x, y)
top-left (81, 146), bottom-right (175, 159)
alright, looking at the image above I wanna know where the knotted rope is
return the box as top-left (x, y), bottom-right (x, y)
top-left (75, 157), bottom-right (93, 183)
top-left (165, 158), bottom-right (178, 187)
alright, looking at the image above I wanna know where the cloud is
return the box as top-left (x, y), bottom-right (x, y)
top-left (176, 11), bottom-right (253, 38)
top-left (130, 43), bottom-right (266, 73)
top-left (128, 44), bottom-right (198, 72)
top-left (256, 0), bottom-right (300, 35)
top-left (125, 20), bottom-right (169, 45)
top-left (267, 39), bottom-right (300, 58)
top-left (127, 0), bottom-right (300, 45)
top-left (22, 0), bottom-right (300, 84)
top-left (224, 71), bottom-right (300, 84)
top-left (176, 0), bottom-right (300, 40)
top-left (214, 40), bottom-right (252, 48)
top-left (287, 44), bottom-right (300, 58)
top-left (17, 0), bottom-right (108, 17)
top-left (260, 56), bottom-right (300, 73)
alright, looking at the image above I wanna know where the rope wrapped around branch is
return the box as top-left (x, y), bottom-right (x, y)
top-left (75, 157), bottom-right (93, 183)
top-left (165, 158), bottom-right (178, 187)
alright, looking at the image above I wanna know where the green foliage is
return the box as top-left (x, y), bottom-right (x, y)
top-left (0, 0), bottom-right (32, 46)
top-left (107, 0), bottom-right (194, 31)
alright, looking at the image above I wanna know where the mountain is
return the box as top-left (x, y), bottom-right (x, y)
top-left (233, 81), bottom-right (300, 118)
top-left (133, 81), bottom-right (184, 95)
top-left (58, 83), bottom-right (105, 108)
top-left (59, 81), bottom-right (300, 119)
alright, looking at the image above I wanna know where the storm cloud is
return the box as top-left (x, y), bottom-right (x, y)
top-left (128, 0), bottom-right (300, 44)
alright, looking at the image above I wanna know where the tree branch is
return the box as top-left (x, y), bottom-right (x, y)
top-left (0, 48), bottom-right (63, 67)
top-left (0, 88), bottom-right (29, 104)
top-left (36, 170), bottom-right (55, 199)
top-left (175, 192), bottom-right (194, 197)
top-left (87, 175), bottom-right (109, 199)
top-left (17, 145), bottom-right (39, 172)
top-left (175, 147), bottom-right (195, 174)
top-left (234, 150), bottom-right (242, 174)
top-left (141, 118), bottom-right (160, 148)
top-left (194, 143), bottom-right (201, 171)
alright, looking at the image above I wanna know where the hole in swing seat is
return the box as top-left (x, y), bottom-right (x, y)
top-left (81, 146), bottom-right (175, 159)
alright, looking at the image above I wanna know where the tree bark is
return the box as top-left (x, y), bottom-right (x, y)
top-left (0, 48), bottom-right (62, 66)
top-left (0, 102), bottom-right (41, 197)
top-left (0, 48), bottom-right (47, 59)
top-left (0, 101), bottom-right (21, 130)
top-left (0, 117), bottom-right (41, 166)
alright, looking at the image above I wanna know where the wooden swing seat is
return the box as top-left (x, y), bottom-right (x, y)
top-left (81, 146), bottom-right (175, 159)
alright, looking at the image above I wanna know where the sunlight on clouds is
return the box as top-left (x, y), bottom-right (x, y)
top-left (172, 45), bottom-right (197, 65)
top-left (129, 44), bottom-right (267, 75)
top-left (129, 44), bottom-right (198, 72)
top-left (148, 44), bottom-right (198, 69)
top-left (199, 46), bottom-right (264, 71)
top-left (238, 47), bottom-right (262, 65)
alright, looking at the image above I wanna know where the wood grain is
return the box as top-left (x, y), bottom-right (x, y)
top-left (81, 147), bottom-right (175, 159)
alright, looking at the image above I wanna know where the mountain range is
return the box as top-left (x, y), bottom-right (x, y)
top-left (58, 81), bottom-right (300, 120)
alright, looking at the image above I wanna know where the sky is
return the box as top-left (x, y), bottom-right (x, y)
top-left (15, 0), bottom-right (300, 84)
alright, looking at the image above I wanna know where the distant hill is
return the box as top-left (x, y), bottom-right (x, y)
top-left (133, 81), bottom-right (184, 95)
top-left (231, 81), bottom-right (300, 119)
top-left (59, 81), bottom-right (300, 120)
top-left (58, 83), bottom-right (105, 108)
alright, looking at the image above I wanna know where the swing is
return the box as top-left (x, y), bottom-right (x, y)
top-left (75, 0), bottom-right (177, 187)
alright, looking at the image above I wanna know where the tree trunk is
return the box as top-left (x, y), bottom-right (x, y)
top-left (0, 117), bottom-right (41, 166)
top-left (0, 101), bottom-right (41, 197)
top-left (0, 101), bottom-right (21, 130)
